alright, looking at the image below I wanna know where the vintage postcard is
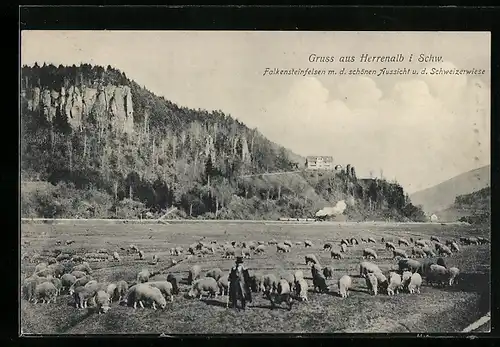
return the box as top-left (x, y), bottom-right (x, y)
top-left (20, 31), bottom-right (491, 334)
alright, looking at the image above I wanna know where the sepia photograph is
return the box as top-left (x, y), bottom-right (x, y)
top-left (20, 30), bottom-right (491, 334)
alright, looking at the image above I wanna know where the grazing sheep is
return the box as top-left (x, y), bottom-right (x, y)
top-left (304, 240), bottom-right (313, 248)
top-left (60, 274), bottom-right (77, 293)
top-left (361, 238), bottom-right (367, 243)
top-left (295, 241), bottom-right (302, 246)
top-left (175, 246), bottom-right (184, 255)
top-left (255, 245), bottom-right (266, 254)
top-left (350, 238), bottom-right (359, 245)
top-left (224, 247), bottom-right (236, 259)
top-left (269, 279), bottom-right (293, 310)
top-left (22, 277), bottom-right (37, 302)
top-left (422, 246), bottom-right (436, 257)
top-left (294, 270), bottom-right (304, 282)
top-left (137, 269), bottom-right (152, 283)
top-left (401, 271), bottom-right (412, 290)
top-left (166, 274), bottom-right (180, 295)
top-left (430, 236), bottom-right (441, 243)
top-left (241, 248), bottom-right (251, 259)
top-left (55, 240), bottom-right (61, 245)
top-left (295, 278), bottom-right (309, 301)
top-left (398, 238), bottom-right (410, 247)
top-left (188, 265), bottom-right (202, 285)
top-left (323, 243), bottom-right (332, 251)
top-left (276, 243), bottom-right (290, 253)
top-left (410, 237), bottom-right (414, 243)
top-left (283, 240), bottom-right (293, 248)
top-left (434, 242), bottom-right (445, 251)
top-left (106, 283), bottom-right (118, 302)
top-left (392, 248), bottom-right (408, 259)
top-left (448, 267), bottom-right (460, 286)
top-left (217, 276), bottom-right (229, 295)
top-left (138, 250), bottom-right (145, 260)
top-left (359, 261), bottom-right (381, 278)
top-left (147, 281), bottom-right (175, 302)
top-left (248, 242), bottom-right (257, 250)
top-left (330, 249), bottom-right (343, 259)
top-left (305, 254), bottom-right (320, 265)
top-left (450, 242), bottom-right (460, 252)
top-left (322, 266), bottom-right (334, 279)
top-left (71, 270), bottom-right (87, 279)
top-left (340, 239), bottom-right (349, 247)
top-left (438, 245), bottom-right (452, 257)
top-left (72, 286), bottom-right (96, 308)
top-left (412, 247), bottom-right (426, 258)
top-left (73, 263), bottom-right (92, 275)
top-left (115, 280), bottom-right (129, 302)
top-left (311, 263), bottom-right (322, 278)
top-left (338, 275), bottom-right (352, 298)
top-left (50, 278), bottom-right (62, 296)
top-left (398, 259), bottom-right (422, 274)
top-left (33, 262), bottom-right (48, 275)
top-left (47, 257), bottom-right (57, 265)
top-left (340, 243), bottom-right (348, 253)
top-left (367, 237), bottom-right (376, 244)
top-left (94, 290), bottom-right (111, 313)
top-left (425, 264), bottom-right (449, 287)
top-left (33, 282), bottom-right (58, 304)
top-left (281, 273), bottom-right (295, 291)
top-left (125, 284), bottom-right (167, 310)
top-left (187, 277), bottom-right (219, 299)
top-left (365, 272), bottom-right (378, 295)
top-left (84, 280), bottom-right (108, 293)
top-left (66, 240), bottom-right (75, 245)
top-left (268, 239), bottom-right (278, 245)
top-left (70, 276), bottom-right (91, 291)
top-left (257, 241), bottom-right (265, 245)
top-left (205, 268), bottom-right (223, 281)
top-left (387, 272), bottom-right (402, 296)
top-left (385, 242), bottom-right (396, 251)
top-left (262, 274), bottom-right (278, 294)
top-left (408, 273), bottom-right (422, 294)
top-left (363, 248), bottom-right (378, 260)
top-left (47, 263), bottom-right (64, 278)
top-left (415, 240), bottom-right (427, 248)
top-left (436, 257), bottom-right (447, 268)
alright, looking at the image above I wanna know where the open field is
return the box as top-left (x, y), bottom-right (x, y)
top-left (20, 221), bottom-right (491, 334)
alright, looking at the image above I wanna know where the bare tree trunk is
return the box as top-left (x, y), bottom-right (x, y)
top-left (83, 131), bottom-right (87, 158)
top-left (67, 138), bottom-right (73, 172)
top-left (129, 185), bottom-right (133, 200)
top-left (278, 185), bottom-right (281, 200)
top-left (189, 204), bottom-right (193, 217)
top-left (113, 182), bottom-right (118, 200)
top-left (215, 196), bottom-right (219, 217)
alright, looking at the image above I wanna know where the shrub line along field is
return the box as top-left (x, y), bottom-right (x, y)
top-left (20, 221), bottom-right (490, 334)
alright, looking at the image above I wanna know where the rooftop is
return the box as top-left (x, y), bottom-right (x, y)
top-left (306, 156), bottom-right (334, 162)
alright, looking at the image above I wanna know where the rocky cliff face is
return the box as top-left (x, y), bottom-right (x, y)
top-left (25, 84), bottom-right (134, 134)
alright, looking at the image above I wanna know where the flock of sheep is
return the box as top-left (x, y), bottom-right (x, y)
top-left (21, 232), bottom-right (489, 314)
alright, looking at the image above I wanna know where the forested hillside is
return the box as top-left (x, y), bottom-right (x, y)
top-left (20, 63), bottom-right (425, 221)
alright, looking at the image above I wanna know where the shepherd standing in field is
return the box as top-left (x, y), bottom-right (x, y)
top-left (228, 256), bottom-right (252, 310)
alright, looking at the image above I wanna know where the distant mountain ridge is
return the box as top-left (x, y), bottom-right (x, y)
top-left (434, 186), bottom-right (490, 222)
top-left (409, 165), bottom-right (490, 215)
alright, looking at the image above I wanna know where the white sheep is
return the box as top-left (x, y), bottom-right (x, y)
top-left (415, 240), bottom-right (427, 248)
top-left (367, 237), bottom-right (376, 243)
top-left (217, 276), bottom-right (229, 296)
top-left (438, 245), bottom-right (453, 257)
top-left (363, 248), bottom-right (378, 260)
top-left (188, 265), bottom-right (202, 284)
top-left (359, 261), bottom-right (381, 278)
top-left (385, 242), bottom-right (396, 251)
top-left (147, 281), bottom-right (175, 302)
top-left (205, 268), bottom-right (223, 281)
top-left (392, 248), bottom-right (408, 259)
top-left (294, 270), bottom-right (304, 282)
top-left (116, 280), bottom-right (129, 302)
top-left (411, 247), bottom-right (426, 258)
top-left (330, 249), bottom-right (343, 259)
top-left (276, 243), bottom-right (289, 253)
top-left (94, 290), bottom-right (111, 313)
top-left (387, 272), bottom-right (402, 296)
top-left (408, 273), bottom-right (422, 294)
top-left (125, 283), bottom-right (167, 310)
top-left (137, 269), bottom-right (152, 283)
top-left (241, 248), bottom-right (251, 259)
top-left (224, 247), bottom-right (236, 259)
top-left (304, 240), bottom-right (313, 248)
top-left (112, 252), bottom-right (121, 261)
top-left (398, 238), bottom-right (410, 247)
top-left (72, 286), bottom-right (96, 308)
top-left (188, 277), bottom-right (219, 299)
top-left (106, 283), bottom-right (118, 302)
top-left (60, 274), bottom-right (77, 294)
top-left (255, 245), bottom-right (266, 254)
top-left (138, 250), bottom-right (145, 260)
top-left (448, 267), bottom-right (460, 286)
top-left (283, 240), bottom-right (293, 248)
top-left (338, 275), bottom-right (352, 298)
top-left (422, 246), bottom-right (436, 257)
top-left (305, 254), bottom-right (320, 265)
top-left (33, 281), bottom-right (58, 304)
top-left (295, 278), bottom-right (309, 301)
top-left (450, 242), bottom-right (460, 252)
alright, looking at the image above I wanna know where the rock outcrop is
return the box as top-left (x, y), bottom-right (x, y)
top-left (24, 84), bottom-right (134, 134)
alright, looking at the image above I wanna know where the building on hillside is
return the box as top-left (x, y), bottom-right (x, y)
top-left (305, 156), bottom-right (335, 171)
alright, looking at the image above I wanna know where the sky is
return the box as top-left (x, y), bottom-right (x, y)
top-left (21, 31), bottom-right (491, 194)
